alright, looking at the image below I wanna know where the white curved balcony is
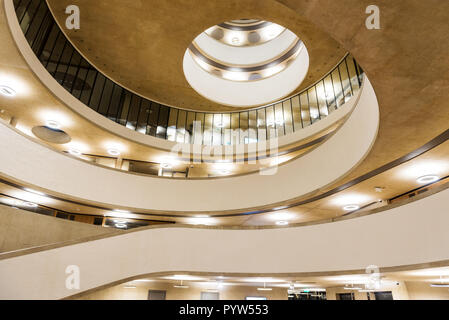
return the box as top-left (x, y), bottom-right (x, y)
top-left (0, 78), bottom-right (378, 213)
top-left (1, 182), bottom-right (448, 299)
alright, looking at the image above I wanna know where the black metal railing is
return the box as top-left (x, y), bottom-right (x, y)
top-left (13, 0), bottom-right (364, 146)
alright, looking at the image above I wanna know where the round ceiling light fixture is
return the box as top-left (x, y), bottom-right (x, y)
top-left (107, 148), bottom-right (121, 156)
top-left (218, 169), bottom-right (231, 175)
top-left (257, 282), bottom-right (273, 291)
top-left (231, 37), bottom-right (241, 45)
top-left (0, 85), bottom-right (16, 97)
top-left (159, 157), bottom-right (178, 169)
top-left (416, 175), bottom-right (439, 184)
top-left (23, 202), bottom-right (38, 208)
top-left (343, 204), bottom-right (360, 211)
top-left (160, 163), bottom-right (173, 169)
top-left (45, 120), bottom-right (61, 130)
top-left (115, 223), bottom-right (127, 229)
top-left (68, 149), bottom-right (82, 156)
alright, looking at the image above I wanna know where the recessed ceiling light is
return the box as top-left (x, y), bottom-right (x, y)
top-left (231, 37), bottom-right (240, 45)
top-left (174, 279), bottom-right (189, 288)
top-left (23, 202), bottom-right (38, 208)
top-left (257, 287), bottom-right (273, 291)
top-left (0, 85), bottom-right (16, 97)
top-left (374, 186), bottom-right (385, 193)
top-left (257, 282), bottom-right (273, 291)
top-left (45, 120), bottom-right (61, 130)
top-left (115, 223), bottom-right (127, 229)
top-left (68, 149), bottom-right (82, 156)
top-left (430, 283), bottom-right (449, 288)
top-left (107, 148), bottom-right (121, 156)
top-left (416, 175), bottom-right (439, 184)
top-left (343, 285), bottom-right (362, 290)
top-left (161, 163), bottom-right (173, 169)
top-left (343, 204), bottom-right (360, 211)
top-left (114, 209), bottom-right (130, 213)
top-left (276, 221), bottom-right (289, 226)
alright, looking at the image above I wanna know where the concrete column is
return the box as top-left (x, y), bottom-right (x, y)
top-left (9, 116), bottom-right (17, 127)
top-left (115, 157), bottom-right (123, 169)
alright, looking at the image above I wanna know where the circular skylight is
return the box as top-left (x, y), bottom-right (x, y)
top-left (183, 19), bottom-right (309, 107)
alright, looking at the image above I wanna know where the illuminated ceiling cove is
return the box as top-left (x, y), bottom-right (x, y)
top-left (183, 19), bottom-right (309, 107)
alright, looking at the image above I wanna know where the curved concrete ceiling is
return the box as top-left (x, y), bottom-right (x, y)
top-left (274, 0), bottom-right (449, 198)
top-left (45, 0), bottom-right (346, 112)
top-left (41, 0), bottom-right (449, 193)
top-left (1, 0), bottom-right (449, 226)
top-left (0, 79), bottom-right (378, 213)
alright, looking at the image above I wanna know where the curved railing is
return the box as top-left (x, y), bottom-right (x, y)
top-left (13, 0), bottom-right (364, 145)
